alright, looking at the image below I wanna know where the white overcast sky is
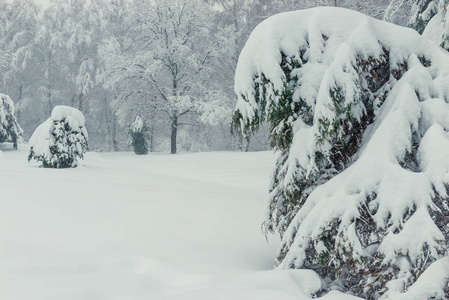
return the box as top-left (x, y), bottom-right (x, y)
top-left (6, 0), bottom-right (52, 9)
top-left (34, 0), bottom-right (52, 9)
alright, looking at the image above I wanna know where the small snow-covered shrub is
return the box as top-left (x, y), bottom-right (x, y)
top-left (28, 106), bottom-right (88, 168)
top-left (232, 7), bottom-right (449, 299)
top-left (129, 116), bottom-right (148, 155)
top-left (0, 93), bottom-right (23, 149)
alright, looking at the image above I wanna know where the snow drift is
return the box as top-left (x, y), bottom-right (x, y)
top-left (232, 7), bottom-right (449, 299)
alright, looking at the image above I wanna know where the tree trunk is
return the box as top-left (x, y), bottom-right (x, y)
top-left (47, 53), bottom-right (53, 115)
top-left (170, 116), bottom-right (178, 154)
top-left (112, 114), bottom-right (118, 151)
top-left (149, 123), bottom-right (154, 152)
top-left (238, 130), bottom-right (244, 151)
top-left (48, 90), bottom-right (52, 115)
top-left (103, 96), bottom-right (112, 151)
top-left (17, 84), bottom-right (22, 121)
top-left (78, 93), bottom-right (83, 111)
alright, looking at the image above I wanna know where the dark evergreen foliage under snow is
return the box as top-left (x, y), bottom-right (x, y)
top-left (232, 7), bottom-right (449, 299)
top-left (0, 93), bottom-right (23, 149)
top-left (28, 106), bottom-right (88, 168)
top-left (129, 116), bottom-right (149, 155)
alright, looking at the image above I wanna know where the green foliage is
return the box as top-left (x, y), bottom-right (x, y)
top-left (318, 251), bottom-right (329, 266)
top-left (130, 131), bottom-right (148, 155)
top-left (268, 82), bottom-right (297, 150)
top-left (231, 103), bottom-right (262, 142)
top-left (231, 53), bottom-right (304, 149)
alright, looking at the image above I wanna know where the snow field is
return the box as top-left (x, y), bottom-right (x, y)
top-left (0, 145), bottom-right (359, 300)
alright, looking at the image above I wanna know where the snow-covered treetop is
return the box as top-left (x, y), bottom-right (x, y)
top-left (235, 7), bottom-right (442, 102)
top-left (0, 92), bottom-right (23, 148)
top-left (0, 93), bottom-right (16, 121)
top-left (130, 115), bottom-right (144, 133)
top-left (51, 105), bottom-right (85, 127)
top-left (233, 7), bottom-right (449, 298)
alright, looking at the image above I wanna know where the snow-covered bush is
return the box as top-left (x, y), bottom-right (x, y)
top-left (28, 106), bottom-right (88, 168)
top-left (129, 116), bottom-right (148, 155)
top-left (232, 7), bottom-right (449, 299)
top-left (0, 93), bottom-right (23, 149)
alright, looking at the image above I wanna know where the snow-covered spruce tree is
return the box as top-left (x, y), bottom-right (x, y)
top-left (129, 116), bottom-right (148, 155)
top-left (422, 0), bottom-right (449, 50)
top-left (385, 0), bottom-right (449, 50)
top-left (408, 0), bottom-right (442, 33)
top-left (0, 93), bottom-right (23, 149)
top-left (232, 7), bottom-right (449, 299)
top-left (28, 106), bottom-right (88, 168)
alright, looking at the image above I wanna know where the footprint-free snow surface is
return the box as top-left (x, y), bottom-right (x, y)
top-left (0, 144), bottom-right (360, 300)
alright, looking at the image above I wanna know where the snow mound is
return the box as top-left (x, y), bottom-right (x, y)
top-left (233, 7), bottom-right (449, 299)
top-left (28, 118), bottom-right (53, 157)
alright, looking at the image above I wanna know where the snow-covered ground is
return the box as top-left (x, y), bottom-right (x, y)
top-left (0, 144), bottom-right (360, 300)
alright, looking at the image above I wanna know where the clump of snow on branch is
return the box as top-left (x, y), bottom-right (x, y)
top-left (28, 105), bottom-right (88, 168)
top-left (130, 115), bottom-right (144, 134)
top-left (387, 256), bottom-right (449, 300)
top-left (233, 7), bottom-right (449, 299)
top-left (0, 93), bottom-right (23, 149)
